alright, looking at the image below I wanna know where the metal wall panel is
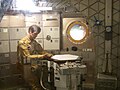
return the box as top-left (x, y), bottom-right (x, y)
top-left (43, 21), bottom-right (59, 27)
top-left (10, 52), bottom-right (17, 64)
top-left (25, 14), bottom-right (42, 27)
top-left (42, 13), bottom-right (60, 50)
top-left (11, 64), bottom-right (22, 75)
top-left (0, 53), bottom-right (10, 64)
top-left (55, 87), bottom-right (69, 90)
top-left (42, 13), bottom-right (60, 27)
top-left (95, 73), bottom-right (117, 90)
top-left (10, 40), bottom-right (18, 52)
top-left (0, 14), bottom-right (25, 28)
top-left (0, 41), bottom-right (9, 53)
top-left (0, 28), bottom-right (9, 40)
top-left (55, 75), bottom-right (70, 88)
top-left (0, 64), bottom-right (11, 77)
top-left (9, 28), bottom-right (27, 40)
top-left (9, 15), bottom-right (25, 27)
top-left (43, 27), bottom-right (60, 38)
top-left (44, 39), bottom-right (59, 50)
top-left (0, 76), bottom-right (12, 88)
top-left (42, 13), bottom-right (59, 21)
top-left (55, 74), bottom-right (78, 90)
top-left (112, 0), bottom-right (120, 88)
top-left (11, 75), bottom-right (24, 86)
top-left (0, 75), bottom-right (24, 88)
top-left (0, 15), bottom-right (9, 27)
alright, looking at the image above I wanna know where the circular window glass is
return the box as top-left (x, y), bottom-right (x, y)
top-left (66, 21), bottom-right (89, 44)
top-left (69, 24), bottom-right (86, 40)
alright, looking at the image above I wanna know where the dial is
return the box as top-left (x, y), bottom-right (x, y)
top-left (106, 26), bottom-right (111, 32)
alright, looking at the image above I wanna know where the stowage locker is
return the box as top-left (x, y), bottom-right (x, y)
top-left (0, 53), bottom-right (10, 64)
top-left (44, 39), bottom-right (59, 50)
top-left (9, 28), bottom-right (27, 40)
top-left (0, 14), bottom-right (25, 28)
top-left (43, 27), bottom-right (60, 38)
top-left (9, 15), bottom-right (25, 27)
top-left (0, 15), bottom-right (9, 27)
top-left (25, 14), bottom-right (42, 27)
top-left (10, 40), bottom-right (19, 52)
top-left (0, 64), bottom-right (11, 77)
top-left (0, 28), bottom-right (9, 40)
top-left (0, 41), bottom-right (9, 53)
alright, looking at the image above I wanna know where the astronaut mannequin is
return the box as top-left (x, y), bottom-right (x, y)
top-left (17, 25), bottom-right (52, 90)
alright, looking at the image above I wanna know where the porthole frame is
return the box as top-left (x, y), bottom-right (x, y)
top-left (66, 21), bottom-right (89, 44)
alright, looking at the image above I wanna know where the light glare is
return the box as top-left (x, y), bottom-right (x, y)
top-left (70, 29), bottom-right (85, 40)
top-left (14, 0), bottom-right (52, 12)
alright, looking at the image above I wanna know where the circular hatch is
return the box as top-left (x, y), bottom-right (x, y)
top-left (66, 21), bottom-right (89, 44)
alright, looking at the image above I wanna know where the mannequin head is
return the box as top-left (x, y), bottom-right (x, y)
top-left (28, 25), bottom-right (41, 40)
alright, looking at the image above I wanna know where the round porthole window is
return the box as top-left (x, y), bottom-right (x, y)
top-left (66, 21), bottom-right (89, 44)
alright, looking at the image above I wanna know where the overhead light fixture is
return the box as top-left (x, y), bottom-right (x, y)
top-left (33, 0), bottom-right (47, 6)
top-left (34, 0), bottom-right (47, 4)
top-left (12, 0), bottom-right (52, 12)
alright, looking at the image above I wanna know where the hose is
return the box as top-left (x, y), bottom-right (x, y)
top-left (40, 68), bottom-right (49, 90)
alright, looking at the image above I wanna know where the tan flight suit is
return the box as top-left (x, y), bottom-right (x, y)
top-left (17, 36), bottom-right (51, 89)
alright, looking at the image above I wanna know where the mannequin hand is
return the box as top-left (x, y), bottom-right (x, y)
top-left (43, 53), bottom-right (53, 60)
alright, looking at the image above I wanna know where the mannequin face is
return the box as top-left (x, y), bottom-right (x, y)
top-left (29, 32), bottom-right (39, 40)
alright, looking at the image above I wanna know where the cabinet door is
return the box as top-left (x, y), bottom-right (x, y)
top-left (0, 28), bottom-right (9, 40)
top-left (44, 39), bottom-right (59, 50)
top-left (0, 41), bottom-right (9, 53)
top-left (0, 65), bottom-right (11, 77)
top-left (0, 53), bottom-right (10, 64)
top-left (43, 21), bottom-right (59, 27)
top-left (9, 15), bottom-right (25, 27)
top-left (9, 28), bottom-right (27, 40)
top-left (0, 16), bottom-right (9, 27)
top-left (25, 14), bottom-right (42, 27)
top-left (43, 27), bottom-right (59, 38)
top-left (42, 13), bottom-right (59, 21)
top-left (10, 40), bottom-right (19, 52)
top-left (42, 13), bottom-right (60, 27)
top-left (0, 15), bottom-right (25, 27)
